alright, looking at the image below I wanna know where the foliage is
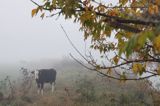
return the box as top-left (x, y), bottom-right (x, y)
top-left (31, 0), bottom-right (160, 80)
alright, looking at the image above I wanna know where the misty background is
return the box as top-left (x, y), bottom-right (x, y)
top-left (0, 1), bottom-right (160, 105)
top-left (0, 0), bottom-right (85, 62)
top-left (0, 0), bottom-right (89, 78)
top-left (0, 0), bottom-right (159, 85)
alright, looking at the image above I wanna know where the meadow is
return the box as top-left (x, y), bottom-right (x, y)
top-left (0, 59), bottom-right (159, 106)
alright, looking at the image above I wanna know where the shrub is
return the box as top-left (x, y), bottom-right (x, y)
top-left (75, 76), bottom-right (96, 103)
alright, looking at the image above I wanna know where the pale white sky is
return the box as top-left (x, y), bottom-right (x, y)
top-left (0, 0), bottom-right (86, 63)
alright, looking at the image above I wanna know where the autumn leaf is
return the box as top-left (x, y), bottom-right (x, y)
top-left (108, 9), bottom-right (118, 16)
top-left (52, 0), bottom-right (57, 7)
top-left (148, 5), bottom-right (159, 15)
top-left (132, 63), bottom-right (145, 75)
top-left (154, 5), bottom-right (159, 14)
top-left (107, 68), bottom-right (112, 75)
top-left (119, 0), bottom-right (128, 5)
top-left (113, 56), bottom-right (119, 65)
top-left (156, 0), bottom-right (160, 6)
top-left (153, 35), bottom-right (160, 53)
top-left (136, 30), bottom-right (153, 49)
top-left (132, 63), bottom-right (138, 74)
top-left (31, 9), bottom-right (37, 17)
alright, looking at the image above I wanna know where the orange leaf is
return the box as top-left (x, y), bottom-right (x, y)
top-left (148, 5), bottom-right (159, 15)
top-left (156, 0), bottom-right (160, 5)
top-left (31, 9), bottom-right (37, 17)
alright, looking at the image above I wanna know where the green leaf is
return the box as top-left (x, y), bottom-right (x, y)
top-left (52, 0), bottom-right (56, 7)
top-left (40, 13), bottom-right (45, 19)
top-left (125, 35), bottom-right (137, 58)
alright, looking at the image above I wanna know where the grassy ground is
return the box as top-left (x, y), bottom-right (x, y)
top-left (0, 62), bottom-right (159, 106)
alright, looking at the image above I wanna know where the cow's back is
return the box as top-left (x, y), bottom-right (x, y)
top-left (38, 69), bottom-right (56, 83)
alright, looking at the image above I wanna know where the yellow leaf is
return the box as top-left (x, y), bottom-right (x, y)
top-left (132, 63), bottom-right (143, 74)
top-left (132, 63), bottom-right (138, 73)
top-left (107, 68), bottom-right (112, 75)
top-left (119, 0), bottom-right (128, 5)
top-left (31, 9), bottom-right (37, 17)
top-left (153, 35), bottom-right (160, 53)
top-left (113, 56), bottom-right (119, 65)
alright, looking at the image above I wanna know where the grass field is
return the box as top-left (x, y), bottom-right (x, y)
top-left (0, 60), bottom-right (159, 106)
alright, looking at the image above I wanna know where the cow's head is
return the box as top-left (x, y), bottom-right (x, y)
top-left (31, 70), bottom-right (39, 80)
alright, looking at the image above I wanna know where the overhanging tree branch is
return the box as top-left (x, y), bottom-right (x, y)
top-left (31, 0), bottom-right (160, 81)
top-left (99, 59), bottom-right (160, 69)
top-left (61, 24), bottom-right (159, 81)
top-left (31, 0), bottom-right (160, 29)
top-left (70, 53), bottom-right (158, 81)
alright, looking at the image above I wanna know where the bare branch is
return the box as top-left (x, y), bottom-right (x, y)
top-left (60, 24), bottom-right (96, 67)
top-left (70, 53), bottom-right (158, 80)
top-left (99, 59), bottom-right (160, 69)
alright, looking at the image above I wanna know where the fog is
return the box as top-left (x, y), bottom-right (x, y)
top-left (0, 0), bottom-right (86, 65)
top-left (0, 0), bottom-right (88, 80)
top-left (0, 1), bottom-right (160, 105)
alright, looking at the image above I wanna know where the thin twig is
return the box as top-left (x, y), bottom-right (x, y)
top-left (60, 24), bottom-right (96, 67)
top-left (70, 53), bottom-right (158, 80)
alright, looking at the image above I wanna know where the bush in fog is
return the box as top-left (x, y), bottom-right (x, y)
top-left (75, 76), bottom-right (96, 103)
top-left (0, 92), bottom-right (3, 101)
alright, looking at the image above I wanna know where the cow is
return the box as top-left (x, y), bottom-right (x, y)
top-left (31, 68), bottom-right (57, 95)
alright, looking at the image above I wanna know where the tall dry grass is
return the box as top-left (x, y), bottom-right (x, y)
top-left (0, 67), bottom-right (159, 106)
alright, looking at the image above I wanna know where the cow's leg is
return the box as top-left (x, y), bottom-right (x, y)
top-left (38, 89), bottom-right (40, 94)
top-left (37, 83), bottom-right (40, 94)
top-left (40, 83), bottom-right (44, 95)
top-left (51, 82), bottom-right (55, 93)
